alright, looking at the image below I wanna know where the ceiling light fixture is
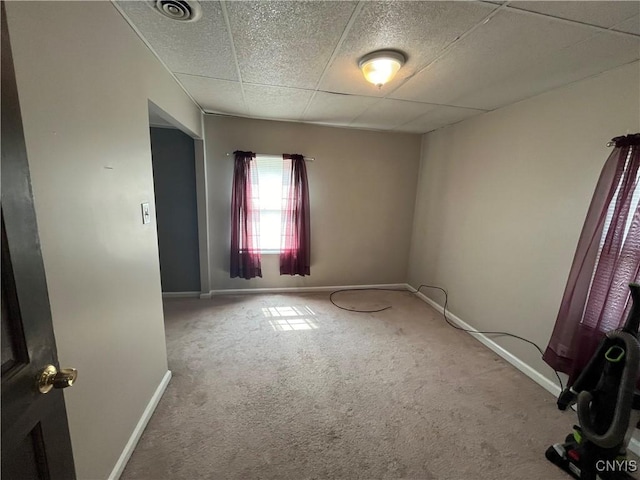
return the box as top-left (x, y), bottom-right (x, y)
top-left (358, 50), bottom-right (406, 89)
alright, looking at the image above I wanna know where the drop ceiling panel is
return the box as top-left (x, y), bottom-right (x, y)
top-left (319, 1), bottom-right (496, 97)
top-left (614, 15), bottom-right (640, 35)
top-left (243, 85), bottom-right (313, 120)
top-left (176, 74), bottom-right (247, 116)
top-left (508, 1), bottom-right (640, 28)
top-left (116, 1), bottom-right (237, 80)
top-left (390, 9), bottom-right (605, 110)
top-left (500, 32), bottom-right (640, 100)
top-left (117, 0), bottom-right (640, 134)
top-left (226, 1), bottom-right (357, 89)
top-left (398, 105), bottom-right (486, 134)
top-left (351, 99), bottom-right (460, 131)
top-left (303, 92), bottom-right (378, 125)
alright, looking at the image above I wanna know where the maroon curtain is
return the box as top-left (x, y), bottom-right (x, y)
top-left (230, 151), bottom-right (262, 279)
top-left (543, 134), bottom-right (640, 385)
top-left (280, 154), bottom-right (310, 276)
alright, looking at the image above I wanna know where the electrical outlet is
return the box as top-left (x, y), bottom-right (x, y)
top-left (141, 203), bottom-right (151, 224)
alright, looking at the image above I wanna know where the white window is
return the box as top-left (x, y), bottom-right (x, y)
top-left (254, 155), bottom-right (284, 253)
top-left (583, 148), bottom-right (640, 328)
top-left (597, 149), bottom-right (640, 255)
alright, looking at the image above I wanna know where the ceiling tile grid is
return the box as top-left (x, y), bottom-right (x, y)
top-left (176, 74), bottom-right (248, 116)
top-left (389, 9), bottom-right (628, 110)
top-left (350, 98), bottom-right (465, 131)
top-left (319, 1), bottom-right (497, 97)
top-left (508, 1), bottom-right (639, 28)
top-left (116, 1), bottom-right (238, 80)
top-left (115, 0), bottom-right (640, 134)
top-left (303, 92), bottom-right (379, 125)
top-left (613, 14), bottom-right (640, 35)
top-left (225, 1), bottom-right (357, 89)
top-left (398, 104), bottom-right (487, 134)
top-left (486, 32), bottom-right (640, 109)
top-left (243, 84), bottom-right (314, 121)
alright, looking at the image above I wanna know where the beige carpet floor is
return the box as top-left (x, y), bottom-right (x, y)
top-left (121, 291), bottom-right (579, 480)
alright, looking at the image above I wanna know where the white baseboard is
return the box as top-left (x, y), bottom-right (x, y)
top-left (410, 287), bottom-right (561, 395)
top-left (204, 283), bottom-right (409, 296)
top-left (108, 370), bottom-right (172, 480)
top-left (408, 286), bottom-right (640, 457)
top-left (162, 291), bottom-right (200, 298)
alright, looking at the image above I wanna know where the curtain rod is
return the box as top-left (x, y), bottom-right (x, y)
top-left (608, 131), bottom-right (636, 147)
top-left (226, 152), bottom-right (314, 161)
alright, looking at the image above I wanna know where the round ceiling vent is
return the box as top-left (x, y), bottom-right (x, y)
top-left (149, 0), bottom-right (202, 22)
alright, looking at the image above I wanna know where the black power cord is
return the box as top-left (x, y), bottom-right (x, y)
top-left (329, 287), bottom-right (397, 313)
top-left (329, 284), bottom-right (565, 392)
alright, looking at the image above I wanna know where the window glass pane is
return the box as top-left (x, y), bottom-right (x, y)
top-left (259, 210), bottom-right (281, 250)
top-left (255, 156), bottom-right (284, 251)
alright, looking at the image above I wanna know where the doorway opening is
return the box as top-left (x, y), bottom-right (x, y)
top-left (148, 103), bottom-right (201, 296)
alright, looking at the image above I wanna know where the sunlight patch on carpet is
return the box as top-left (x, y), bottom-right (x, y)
top-left (262, 306), bottom-right (319, 331)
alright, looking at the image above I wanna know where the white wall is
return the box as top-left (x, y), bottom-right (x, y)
top-left (408, 61), bottom-right (640, 386)
top-left (204, 116), bottom-right (421, 291)
top-left (5, 2), bottom-right (202, 478)
top-left (7, 1), bottom-right (636, 475)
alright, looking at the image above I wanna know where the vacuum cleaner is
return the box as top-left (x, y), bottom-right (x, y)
top-left (546, 283), bottom-right (640, 480)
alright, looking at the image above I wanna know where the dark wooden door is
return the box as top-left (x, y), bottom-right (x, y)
top-left (1, 3), bottom-right (76, 479)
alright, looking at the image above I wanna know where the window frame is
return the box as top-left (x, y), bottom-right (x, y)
top-left (254, 155), bottom-right (285, 254)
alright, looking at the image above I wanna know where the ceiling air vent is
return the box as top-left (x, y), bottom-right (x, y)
top-left (149, 0), bottom-right (202, 22)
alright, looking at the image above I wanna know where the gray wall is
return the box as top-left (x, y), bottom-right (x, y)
top-left (204, 115), bottom-right (422, 291)
top-left (5, 2), bottom-right (202, 478)
top-left (150, 127), bottom-right (201, 293)
top-left (408, 61), bottom-right (640, 386)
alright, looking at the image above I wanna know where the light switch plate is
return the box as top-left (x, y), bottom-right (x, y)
top-left (141, 203), bottom-right (151, 224)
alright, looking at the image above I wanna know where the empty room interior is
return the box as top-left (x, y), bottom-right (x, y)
top-left (2, 0), bottom-right (640, 479)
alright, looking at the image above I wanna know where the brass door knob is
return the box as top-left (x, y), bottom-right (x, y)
top-left (38, 365), bottom-right (78, 394)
